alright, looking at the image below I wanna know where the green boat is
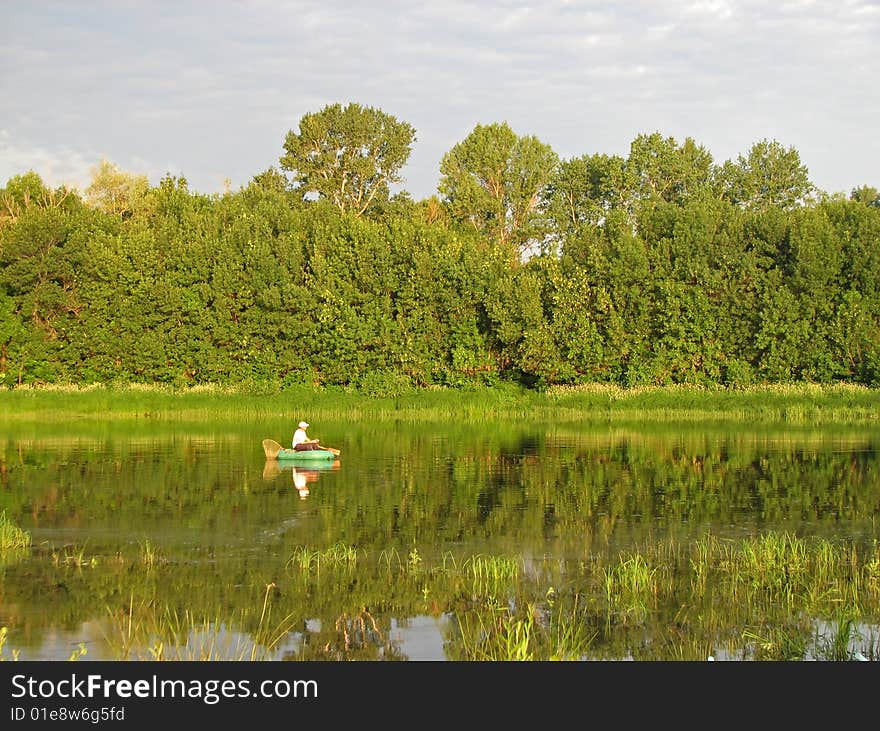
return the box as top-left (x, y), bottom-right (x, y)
top-left (276, 447), bottom-right (337, 461)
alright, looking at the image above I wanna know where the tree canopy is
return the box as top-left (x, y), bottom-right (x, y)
top-left (438, 122), bottom-right (559, 254)
top-left (280, 102), bottom-right (416, 217)
top-left (1, 108), bottom-right (878, 391)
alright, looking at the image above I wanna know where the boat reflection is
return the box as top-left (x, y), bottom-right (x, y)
top-left (262, 459), bottom-right (340, 498)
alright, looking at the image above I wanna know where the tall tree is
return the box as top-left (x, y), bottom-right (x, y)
top-left (438, 122), bottom-right (558, 254)
top-left (626, 132), bottom-right (715, 207)
top-left (546, 153), bottom-right (629, 238)
top-left (850, 185), bottom-right (880, 207)
top-left (719, 139), bottom-right (814, 211)
top-left (0, 171), bottom-right (78, 226)
top-left (280, 102), bottom-right (416, 217)
top-left (84, 159), bottom-right (150, 218)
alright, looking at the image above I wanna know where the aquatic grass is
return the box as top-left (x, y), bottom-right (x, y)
top-left (0, 627), bottom-right (21, 661)
top-left (742, 625), bottom-right (809, 661)
top-left (8, 523), bottom-right (880, 661)
top-left (50, 543), bottom-right (97, 569)
top-left (463, 554), bottom-right (521, 598)
top-left (728, 533), bottom-right (809, 606)
top-left (544, 591), bottom-right (597, 660)
top-left (106, 584), bottom-right (297, 661)
top-left (0, 511), bottom-right (30, 552)
top-left (140, 539), bottom-right (164, 569)
top-left (603, 554), bottom-right (660, 622)
top-left (321, 608), bottom-right (399, 660)
top-left (286, 542), bottom-right (359, 579)
top-left (691, 534), bottom-right (726, 594)
top-left (378, 546), bottom-right (404, 573)
top-left (3, 381), bottom-right (879, 425)
top-left (455, 591), bottom-right (595, 661)
top-left (543, 382), bottom-right (880, 425)
top-left (810, 608), bottom-right (869, 661)
top-left (865, 541), bottom-right (880, 595)
top-left (455, 601), bottom-right (536, 661)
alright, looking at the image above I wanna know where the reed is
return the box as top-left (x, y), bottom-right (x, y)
top-left (105, 584), bottom-right (296, 661)
top-left (603, 554), bottom-right (660, 622)
top-left (0, 627), bottom-right (20, 661)
top-left (741, 624), bottom-right (809, 661)
top-left (736, 533), bottom-right (810, 595)
top-left (464, 554), bottom-right (521, 598)
top-left (0, 511), bottom-right (30, 552)
top-left (8, 530), bottom-right (880, 660)
top-left (51, 544), bottom-right (97, 569)
top-left (140, 540), bottom-right (165, 569)
top-left (2, 381), bottom-right (878, 425)
top-left (286, 542), bottom-right (359, 579)
top-left (455, 601), bottom-right (536, 661)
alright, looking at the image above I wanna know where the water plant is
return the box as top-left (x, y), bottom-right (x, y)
top-left (105, 584), bottom-right (297, 661)
top-left (0, 627), bottom-right (20, 661)
top-left (0, 511), bottom-right (30, 552)
top-left (3, 381), bottom-right (879, 425)
top-left (464, 554), bottom-right (520, 598)
top-left (140, 539), bottom-right (164, 569)
top-left (286, 542), bottom-right (359, 579)
top-left (603, 554), bottom-right (660, 623)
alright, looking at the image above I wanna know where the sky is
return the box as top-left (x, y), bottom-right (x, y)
top-left (2, 0), bottom-right (878, 201)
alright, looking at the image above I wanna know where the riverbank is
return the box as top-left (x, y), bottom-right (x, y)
top-left (1, 381), bottom-right (878, 426)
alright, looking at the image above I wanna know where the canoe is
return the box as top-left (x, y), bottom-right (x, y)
top-left (276, 447), bottom-right (337, 461)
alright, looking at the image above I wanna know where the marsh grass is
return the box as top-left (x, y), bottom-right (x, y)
top-left (0, 511), bottom-right (30, 552)
top-left (454, 594), bottom-right (596, 661)
top-left (737, 532), bottom-right (810, 596)
top-left (464, 554), bottom-right (521, 598)
top-left (107, 584), bottom-right (296, 661)
top-left (286, 542), bottom-right (359, 579)
top-left (51, 544), bottom-right (97, 569)
top-left (140, 539), bottom-right (165, 569)
top-left (603, 554), bottom-right (661, 622)
top-left (544, 382), bottom-right (879, 425)
top-left (742, 624), bottom-right (810, 661)
top-left (3, 381), bottom-right (878, 425)
top-left (0, 627), bottom-right (20, 661)
top-left (10, 532), bottom-right (880, 660)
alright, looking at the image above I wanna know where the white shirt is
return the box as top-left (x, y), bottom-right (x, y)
top-left (292, 428), bottom-right (309, 447)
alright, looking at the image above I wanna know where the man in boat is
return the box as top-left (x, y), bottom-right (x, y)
top-left (292, 421), bottom-right (322, 451)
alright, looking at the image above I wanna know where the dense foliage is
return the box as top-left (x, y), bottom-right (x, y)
top-left (2, 106), bottom-right (879, 389)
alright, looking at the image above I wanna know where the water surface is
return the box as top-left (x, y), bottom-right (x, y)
top-left (2, 418), bottom-right (878, 660)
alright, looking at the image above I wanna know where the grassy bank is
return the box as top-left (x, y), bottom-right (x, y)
top-left (0, 381), bottom-right (878, 426)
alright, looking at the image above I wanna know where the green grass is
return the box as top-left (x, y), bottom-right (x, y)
top-left (0, 511), bottom-right (30, 552)
top-left (106, 584), bottom-right (297, 661)
top-left (5, 532), bottom-right (877, 660)
top-left (1, 381), bottom-right (878, 425)
top-left (286, 542), bottom-right (360, 578)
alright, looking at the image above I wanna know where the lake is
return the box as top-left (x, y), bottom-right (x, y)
top-left (1, 417), bottom-right (879, 660)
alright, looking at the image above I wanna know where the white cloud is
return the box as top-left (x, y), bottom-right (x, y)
top-left (1, 1), bottom-right (877, 198)
top-left (0, 131), bottom-right (93, 192)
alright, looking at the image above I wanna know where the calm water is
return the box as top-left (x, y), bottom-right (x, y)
top-left (2, 418), bottom-right (879, 660)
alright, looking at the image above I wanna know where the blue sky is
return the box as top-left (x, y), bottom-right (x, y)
top-left (2, 0), bottom-right (877, 200)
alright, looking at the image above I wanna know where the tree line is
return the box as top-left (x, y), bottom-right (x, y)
top-left (1, 102), bottom-right (879, 390)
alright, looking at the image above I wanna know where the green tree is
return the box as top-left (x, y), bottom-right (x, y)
top-left (84, 159), bottom-right (150, 218)
top-left (719, 139), bottom-right (814, 211)
top-left (626, 132), bottom-right (715, 208)
top-left (438, 122), bottom-right (559, 254)
top-left (850, 185), bottom-right (880, 207)
top-left (280, 102), bottom-right (416, 217)
top-left (1, 171), bottom-right (79, 226)
top-left (546, 153), bottom-right (629, 239)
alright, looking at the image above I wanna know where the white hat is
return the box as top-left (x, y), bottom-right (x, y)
top-left (298, 421), bottom-right (309, 428)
